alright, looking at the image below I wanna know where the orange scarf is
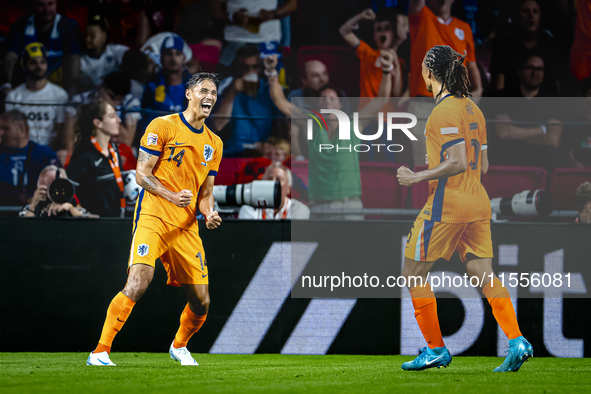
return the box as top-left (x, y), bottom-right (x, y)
top-left (90, 137), bottom-right (126, 212)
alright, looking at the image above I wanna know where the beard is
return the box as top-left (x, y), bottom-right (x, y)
top-left (522, 81), bottom-right (541, 92)
top-left (27, 70), bottom-right (46, 81)
top-left (426, 83), bottom-right (433, 92)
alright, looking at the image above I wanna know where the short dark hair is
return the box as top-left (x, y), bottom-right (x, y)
top-left (235, 44), bottom-right (261, 60)
top-left (375, 7), bottom-right (400, 31)
top-left (186, 72), bottom-right (222, 90)
top-left (102, 71), bottom-right (131, 97)
top-left (575, 182), bottom-right (591, 213)
top-left (519, 52), bottom-right (544, 69)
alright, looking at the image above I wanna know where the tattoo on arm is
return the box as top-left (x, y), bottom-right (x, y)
top-left (141, 175), bottom-right (158, 192)
top-left (137, 151), bottom-right (151, 163)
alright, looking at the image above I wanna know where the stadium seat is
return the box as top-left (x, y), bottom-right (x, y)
top-left (288, 161), bottom-right (406, 208)
top-left (482, 166), bottom-right (547, 199)
top-left (359, 162), bottom-right (407, 209)
top-left (215, 158), bottom-right (252, 185)
top-left (411, 165), bottom-right (548, 209)
top-left (290, 160), bottom-right (309, 202)
top-left (189, 44), bottom-right (220, 72)
top-left (296, 46), bottom-right (360, 97)
top-left (550, 168), bottom-right (591, 210)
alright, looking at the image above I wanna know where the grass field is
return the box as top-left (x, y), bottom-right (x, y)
top-left (1, 353), bottom-right (590, 394)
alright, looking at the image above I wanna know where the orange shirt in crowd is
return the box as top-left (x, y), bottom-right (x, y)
top-left (409, 6), bottom-right (475, 97)
top-left (571, 0), bottom-right (591, 81)
top-left (356, 40), bottom-right (405, 111)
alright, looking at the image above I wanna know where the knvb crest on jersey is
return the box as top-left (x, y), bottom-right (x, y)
top-left (203, 144), bottom-right (214, 162)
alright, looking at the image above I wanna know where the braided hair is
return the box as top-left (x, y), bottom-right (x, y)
top-left (424, 45), bottom-right (471, 100)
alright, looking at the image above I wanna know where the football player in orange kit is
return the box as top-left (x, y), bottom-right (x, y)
top-left (397, 46), bottom-right (532, 372)
top-left (87, 72), bottom-right (223, 366)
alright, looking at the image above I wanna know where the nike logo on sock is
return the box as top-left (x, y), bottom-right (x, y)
top-left (202, 274), bottom-right (208, 278)
top-left (425, 355), bottom-right (444, 365)
top-left (117, 318), bottom-right (126, 322)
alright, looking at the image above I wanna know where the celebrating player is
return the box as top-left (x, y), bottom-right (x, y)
top-left (87, 72), bottom-right (223, 366)
top-left (397, 46), bottom-right (533, 372)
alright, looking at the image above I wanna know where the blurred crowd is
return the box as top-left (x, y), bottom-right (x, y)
top-left (0, 0), bottom-right (590, 221)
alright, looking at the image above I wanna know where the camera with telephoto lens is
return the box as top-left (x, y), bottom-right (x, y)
top-left (47, 170), bottom-right (75, 204)
top-left (491, 189), bottom-right (554, 218)
top-left (213, 180), bottom-right (281, 209)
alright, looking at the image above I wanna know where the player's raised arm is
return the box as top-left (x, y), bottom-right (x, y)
top-left (397, 143), bottom-right (468, 186)
top-left (135, 150), bottom-right (193, 207)
top-left (198, 175), bottom-right (222, 229)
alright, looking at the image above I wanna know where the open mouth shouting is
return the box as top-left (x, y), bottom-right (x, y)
top-left (201, 101), bottom-right (213, 114)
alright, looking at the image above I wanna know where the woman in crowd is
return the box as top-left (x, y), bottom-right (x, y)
top-left (67, 98), bottom-right (126, 218)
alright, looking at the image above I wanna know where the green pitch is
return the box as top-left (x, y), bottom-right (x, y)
top-left (1, 353), bottom-right (590, 394)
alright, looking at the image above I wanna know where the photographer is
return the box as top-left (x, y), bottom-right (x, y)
top-left (238, 162), bottom-right (309, 220)
top-left (20, 165), bottom-right (95, 218)
top-left (67, 98), bottom-right (126, 218)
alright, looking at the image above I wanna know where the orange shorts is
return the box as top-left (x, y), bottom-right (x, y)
top-left (405, 218), bottom-right (493, 262)
top-left (128, 214), bottom-right (208, 286)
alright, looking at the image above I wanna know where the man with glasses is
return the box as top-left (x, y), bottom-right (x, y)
top-left (210, 44), bottom-right (280, 157)
top-left (489, 53), bottom-right (562, 169)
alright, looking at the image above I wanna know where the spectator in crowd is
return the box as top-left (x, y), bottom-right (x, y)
top-left (239, 162), bottom-right (310, 219)
top-left (263, 136), bottom-right (290, 163)
top-left (67, 98), bottom-right (125, 217)
top-left (5, 42), bottom-right (69, 151)
top-left (141, 34), bottom-right (190, 114)
top-left (507, 53), bottom-right (552, 98)
top-left (489, 0), bottom-right (564, 96)
top-left (121, 49), bottom-right (156, 101)
top-left (555, 77), bottom-right (591, 168)
top-left (19, 164), bottom-right (96, 218)
top-left (267, 51), bottom-right (394, 219)
top-left (340, 7), bottom-right (408, 98)
top-left (66, 71), bottom-right (141, 149)
top-left (571, 0), bottom-right (591, 83)
top-left (0, 109), bottom-right (58, 206)
top-left (575, 182), bottom-right (591, 224)
top-left (209, 0), bottom-right (297, 66)
top-left (79, 13), bottom-right (129, 92)
top-left (287, 60), bottom-right (330, 99)
top-left (407, 0), bottom-right (483, 168)
top-left (3, 0), bottom-right (82, 95)
top-left (140, 31), bottom-right (196, 75)
top-left (490, 67), bottom-right (562, 169)
top-left (210, 44), bottom-right (280, 157)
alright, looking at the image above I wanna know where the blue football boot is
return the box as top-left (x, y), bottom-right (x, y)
top-left (493, 336), bottom-right (533, 372)
top-left (401, 346), bottom-right (452, 371)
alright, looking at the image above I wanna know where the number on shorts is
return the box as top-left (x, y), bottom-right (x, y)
top-left (196, 252), bottom-right (204, 271)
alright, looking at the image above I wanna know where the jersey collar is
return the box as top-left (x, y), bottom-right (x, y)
top-left (436, 94), bottom-right (453, 106)
top-left (179, 112), bottom-right (203, 134)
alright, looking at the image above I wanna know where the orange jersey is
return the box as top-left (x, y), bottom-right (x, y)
top-left (137, 113), bottom-right (223, 230)
top-left (418, 95), bottom-right (491, 223)
top-left (409, 6), bottom-right (475, 97)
